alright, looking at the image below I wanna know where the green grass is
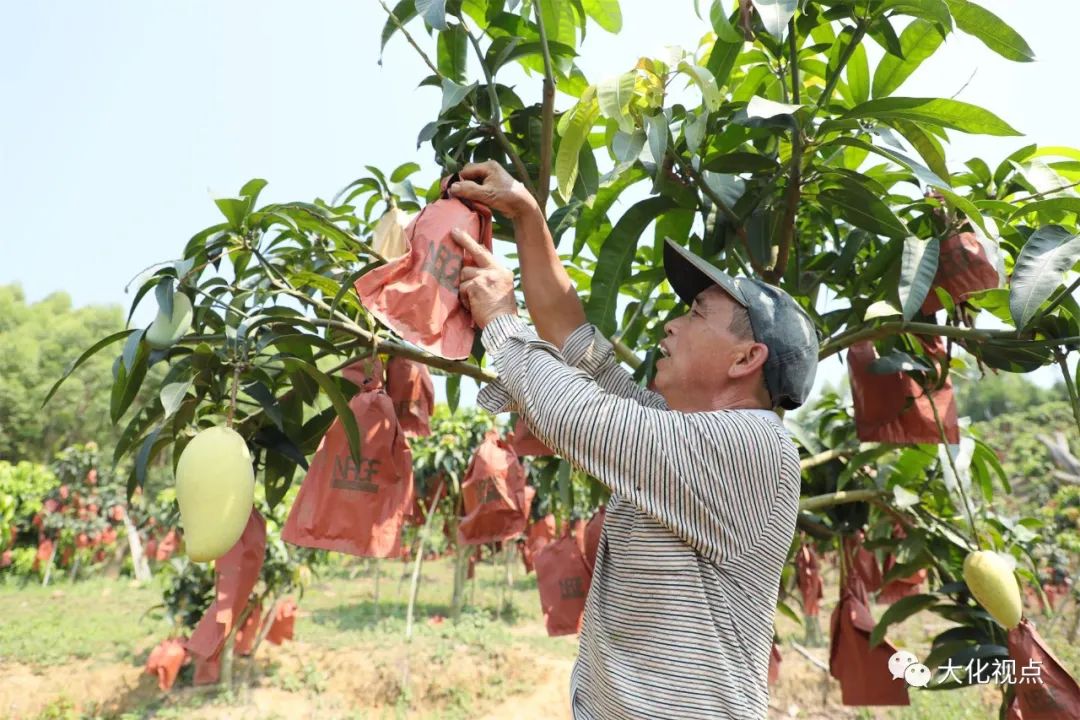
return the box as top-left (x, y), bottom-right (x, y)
top-left (0, 575), bottom-right (171, 665)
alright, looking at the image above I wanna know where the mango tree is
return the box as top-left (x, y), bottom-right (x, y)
top-left (47, 0), bottom-right (1080, 710)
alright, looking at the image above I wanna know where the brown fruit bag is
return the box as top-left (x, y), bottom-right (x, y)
top-left (145, 637), bottom-right (187, 692)
top-left (187, 510), bottom-right (267, 663)
top-left (522, 514), bottom-right (556, 574)
top-left (457, 431), bottom-right (529, 545)
top-left (510, 416), bottom-right (554, 457)
top-left (921, 231), bottom-right (1000, 313)
top-left (233, 600), bottom-right (262, 656)
top-left (386, 356), bottom-right (435, 438)
top-left (796, 543), bottom-right (824, 617)
top-left (848, 338), bottom-right (960, 444)
top-left (282, 359), bottom-right (414, 558)
top-left (768, 643), bottom-right (782, 686)
top-left (844, 531), bottom-right (883, 594)
top-left (829, 583), bottom-right (910, 706)
top-left (266, 598), bottom-right (298, 645)
top-left (534, 532), bottom-right (592, 637)
top-left (583, 507), bottom-right (606, 573)
top-left (1006, 618), bottom-right (1080, 719)
top-left (354, 176), bottom-right (493, 360)
top-left (878, 524), bottom-right (927, 605)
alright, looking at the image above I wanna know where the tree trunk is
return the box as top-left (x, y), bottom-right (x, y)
top-left (451, 542), bottom-right (471, 621)
top-left (120, 507), bottom-right (151, 582)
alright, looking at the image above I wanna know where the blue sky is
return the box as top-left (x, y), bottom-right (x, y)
top-left (2, 0), bottom-right (1076, 404)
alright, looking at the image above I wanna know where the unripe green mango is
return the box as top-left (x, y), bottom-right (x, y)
top-left (176, 426), bottom-right (254, 562)
top-left (963, 550), bottom-right (1022, 629)
top-left (146, 293), bottom-right (193, 349)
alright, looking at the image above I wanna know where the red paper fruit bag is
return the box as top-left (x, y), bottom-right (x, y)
top-left (145, 637), bottom-right (187, 691)
top-left (534, 533), bottom-right (592, 636)
top-left (795, 543), bottom-right (824, 617)
top-left (921, 230), bottom-right (1000, 314)
top-left (1006, 618), bottom-right (1080, 719)
top-left (848, 339), bottom-right (960, 444)
top-left (282, 359), bottom-right (414, 558)
top-left (354, 176), bottom-right (493, 360)
top-left (511, 416), bottom-right (554, 457)
top-left (386, 356), bottom-right (435, 438)
top-left (829, 584), bottom-right (910, 706)
top-left (522, 514), bottom-right (556, 574)
top-left (187, 510), bottom-right (266, 663)
top-left (266, 598), bottom-right (298, 645)
top-left (768, 643), bottom-right (782, 686)
top-left (457, 431), bottom-right (529, 545)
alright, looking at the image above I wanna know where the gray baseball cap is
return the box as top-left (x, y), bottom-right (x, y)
top-left (663, 238), bottom-right (819, 410)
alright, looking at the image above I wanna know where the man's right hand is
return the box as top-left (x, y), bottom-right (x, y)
top-left (448, 161), bottom-right (539, 221)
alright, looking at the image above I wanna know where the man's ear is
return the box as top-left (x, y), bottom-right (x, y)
top-left (728, 342), bottom-right (769, 379)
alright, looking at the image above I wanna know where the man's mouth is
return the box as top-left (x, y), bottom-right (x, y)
top-left (659, 343), bottom-right (671, 358)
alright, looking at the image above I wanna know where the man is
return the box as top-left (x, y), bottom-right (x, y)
top-left (447, 161), bottom-right (819, 720)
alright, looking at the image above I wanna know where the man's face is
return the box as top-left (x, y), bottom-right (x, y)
top-left (654, 286), bottom-right (768, 411)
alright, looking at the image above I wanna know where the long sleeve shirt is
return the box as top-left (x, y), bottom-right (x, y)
top-left (477, 314), bottom-right (801, 720)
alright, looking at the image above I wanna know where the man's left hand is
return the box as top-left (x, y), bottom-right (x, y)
top-left (452, 227), bottom-right (517, 328)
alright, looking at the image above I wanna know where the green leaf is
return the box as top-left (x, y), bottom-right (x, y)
top-left (159, 378), bottom-right (193, 421)
top-left (824, 137), bottom-right (945, 187)
top-left (381, 0), bottom-right (418, 52)
top-left (930, 186), bottom-right (988, 234)
top-left (154, 280), bottom-right (174, 320)
top-left (556, 93), bottom-right (600, 199)
top-left (945, 0), bottom-right (1035, 62)
top-left (586, 197), bottom-right (677, 336)
top-left (706, 35), bottom-right (742, 88)
top-left (390, 162), bottom-right (422, 184)
top-left (110, 339), bottom-right (149, 423)
top-left (710, 1), bottom-right (744, 43)
top-left (843, 97), bottom-right (1020, 136)
top-left (284, 359), bottom-right (362, 467)
top-left (1009, 198), bottom-right (1080, 221)
top-left (597, 72), bottom-right (636, 133)
top-left (746, 96), bottom-right (803, 120)
top-left (900, 236), bottom-right (939, 320)
top-left (1009, 225), bottom-right (1080, 329)
top-left (976, 339), bottom-right (1053, 372)
top-left (214, 198), bottom-right (248, 230)
top-left (847, 41), bottom-right (870, 106)
top-left (819, 177), bottom-right (909, 239)
top-left (447, 373), bottom-right (461, 414)
top-left (242, 381), bottom-right (285, 432)
top-left (750, 0), bottom-right (797, 39)
top-left (264, 452), bottom-right (296, 510)
top-left (889, 120), bottom-right (950, 186)
top-left (644, 112), bottom-right (669, 177)
top-left (678, 61), bottom-right (722, 112)
top-left (440, 78), bottom-right (477, 114)
top-left (870, 593), bottom-right (938, 647)
top-left (131, 426), bottom-right (163, 498)
top-left (876, 0), bottom-right (952, 28)
top-left (437, 23), bottom-right (468, 83)
top-left (582, 0), bottom-right (621, 32)
top-left (872, 20), bottom-right (945, 99)
top-left (893, 484), bottom-right (921, 509)
top-left (416, 0), bottom-right (448, 30)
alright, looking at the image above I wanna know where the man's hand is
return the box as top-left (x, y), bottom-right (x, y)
top-left (448, 161), bottom-right (539, 221)
top-left (452, 227), bottom-right (518, 329)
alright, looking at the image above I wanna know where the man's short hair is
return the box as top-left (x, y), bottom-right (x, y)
top-left (728, 304), bottom-right (754, 340)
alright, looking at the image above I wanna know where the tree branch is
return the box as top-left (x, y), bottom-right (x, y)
top-left (817, 320), bottom-right (1048, 360)
top-left (765, 23), bottom-right (803, 285)
top-left (799, 489), bottom-right (883, 513)
top-left (533, 1), bottom-right (556, 210)
top-left (810, 20), bottom-right (867, 123)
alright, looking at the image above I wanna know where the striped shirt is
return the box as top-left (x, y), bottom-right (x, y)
top-left (478, 315), bottom-right (801, 720)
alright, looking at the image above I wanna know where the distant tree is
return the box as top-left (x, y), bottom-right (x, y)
top-left (955, 370), bottom-right (1059, 421)
top-left (0, 285), bottom-right (124, 462)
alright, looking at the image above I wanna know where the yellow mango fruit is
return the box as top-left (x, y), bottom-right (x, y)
top-left (963, 550), bottom-right (1022, 629)
top-left (371, 207), bottom-right (412, 260)
top-left (176, 426), bottom-right (254, 562)
top-left (146, 293), bottom-right (193, 349)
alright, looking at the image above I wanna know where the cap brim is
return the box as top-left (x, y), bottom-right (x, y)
top-left (663, 238), bottom-right (748, 307)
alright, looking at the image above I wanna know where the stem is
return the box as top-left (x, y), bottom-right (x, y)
top-left (818, 320), bottom-right (1040, 360)
top-left (406, 480), bottom-right (444, 641)
top-left (226, 362), bottom-right (241, 428)
top-left (800, 443), bottom-right (876, 471)
top-left (1056, 349), bottom-right (1080, 438)
top-left (926, 389), bottom-right (982, 551)
top-left (381, 0), bottom-right (535, 195)
top-left (799, 489), bottom-right (882, 513)
top-left (533, 1), bottom-right (556, 210)
top-left (669, 150), bottom-right (767, 275)
top-left (1031, 275), bottom-right (1080, 327)
top-left (765, 20), bottom-right (802, 285)
top-left (811, 20), bottom-right (867, 122)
